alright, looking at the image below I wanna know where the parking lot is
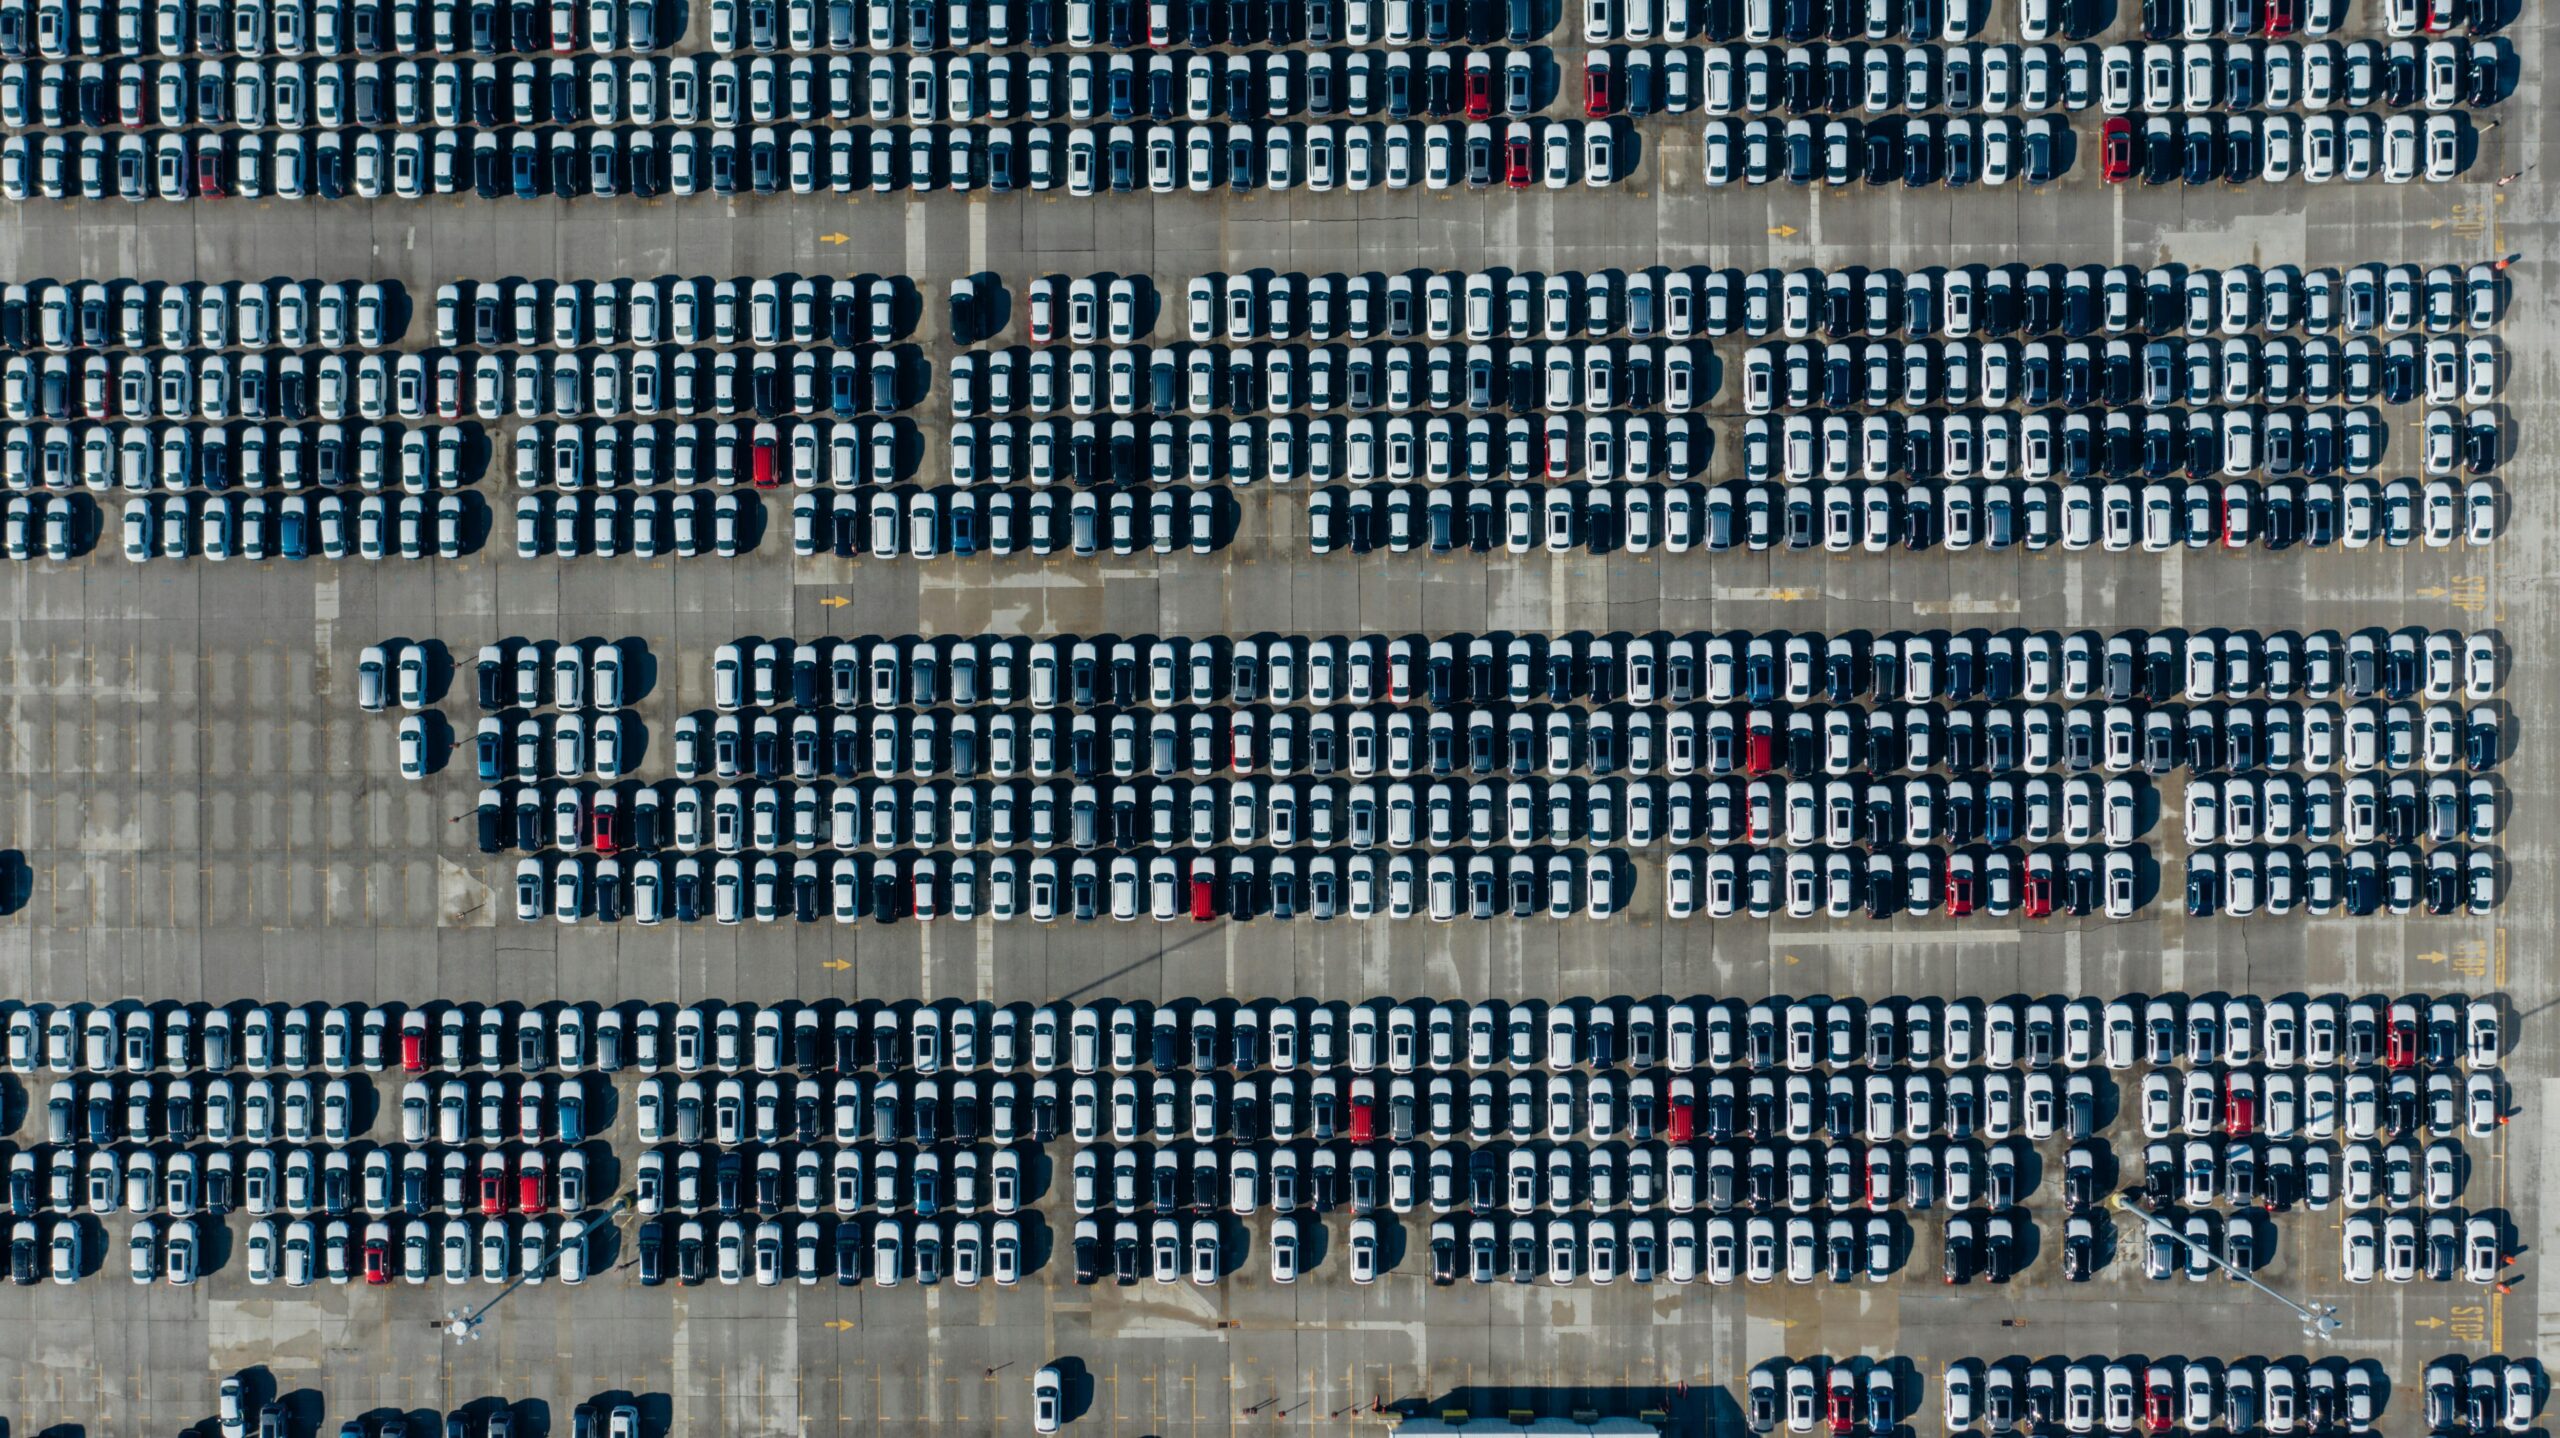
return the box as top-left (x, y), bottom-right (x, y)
top-left (0, 0), bottom-right (2552, 1425)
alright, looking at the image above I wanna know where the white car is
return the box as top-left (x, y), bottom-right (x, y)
top-left (1032, 1366), bottom-right (1063, 1433)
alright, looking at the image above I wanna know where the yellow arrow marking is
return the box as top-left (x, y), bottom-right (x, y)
top-left (1768, 224), bottom-right (1798, 238)
top-left (824, 1318), bottom-right (856, 1331)
top-left (820, 232), bottom-right (850, 245)
top-left (821, 958), bottom-right (852, 971)
top-left (818, 596), bottom-right (851, 609)
top-left (2418, 951), bottom-right (2449, 964)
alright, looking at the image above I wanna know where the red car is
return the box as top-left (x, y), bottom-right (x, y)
top-left (362, 1235), bottom-right (390, 1285)
top-left (1465, 62), bottom-right (1494, 118)
top-left (1944, 862), bottom-right (1977, 916)
top-left (1664, 1089), bottom-right (1695, 1143)
top-left (2261, 0), bottom-right (2295, 34)
top-left (749, 436), bottom-right (778, 488)
top-left (2101, 117), bottom-right (2136, 182)
top-left (1190, 875), bottom-right (1215, 921)
top-left (590, 805), bottom-right (618, 855)
top-left (2021, 872), bottom-right (2054, 918)
top-left (1505, 127), bottom-right (1532, 188)
top-left (519, 1170), bottom-right (548, 1215)
top-left (479, 1170), bottom-right (507, 1216)
top-left (2145, 1381), bottom-right (2175, 1432)
top-left (2224, 1087), bottom-right (2257, 1136)
top-left (400, 1028), bottom-right (425, 1073)
top-left (1827, 1382), bottom-right (1857, 1432)
top-left (1584, 59), bottom-right (1614, 116)
top-left (1744, 726), bottom-right (1775, 775)
top-left (2385, 1014), bottom-right (2418, 1069)
top-left (1348, 1097), bottom-right (1376, 1144)
top-left (194, 148), bottom-right (225, 197)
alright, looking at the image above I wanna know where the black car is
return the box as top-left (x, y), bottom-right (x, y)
top-left (635, 1221), bottom-right (665, 1285)
top-left (1942, 1221), bottom-right (1976, 1283)
top-left (833, 1222), bottom-right (863, 1285)
top-left (2062, 1225), bottom-right (2093, 1281)
top-left (2180, 121), bottom-right (2215, 184)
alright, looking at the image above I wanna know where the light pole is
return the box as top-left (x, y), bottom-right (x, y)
top-left (444, 1198), bottom-right (632, 1343)
top-left (2109, 1194), bottom-right (2341, 1342)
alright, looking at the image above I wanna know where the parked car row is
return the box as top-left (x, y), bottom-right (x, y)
top-left (0, 344), bottom-right (919, 420)
top-left (687, 0), bottom-right (2006, 55)
top-left (2093, 37), bottom-right (2503, 113)
top-left (784, 481), bottom-right (1227, 557)
top-left (37, 1072), bottom-right (285, 1144)
top-left (512, 748), bottom-right (2185, 835)
top-left (1738, 335), bottom-right (2500, 412)
top-left (15, 1138), bottom-right (600, 1221)
top-left (0, 276), bottom-right (392, 351)
top-left (0, 487), bottom-right (75, 554)
top-left (11, 990), bottom-right (2503, 1080)
top-left (2095, 106), bottom-right (2468, 184)
top-left (1673, 38), bottom-right (2503, 120)
top-left (3, 45), bottom-right (1579, 141)
top-left (2131, 1130), bottom-right (2489, 1214)
top-left (1934, 1354), bottom-right (2409, 1438)
top-left (700, 628), bottom-right (2505, 714)
top-left (1309, 476), bottom-right (2500, 556)
top-left (0, 346), bottom-right (909, 424)
top-left (2179, 771), bottom-right (2502, 845)
top-left (0, 1211), bottom-right (179, 1284)
top-left (616, 1072), bottom-right (2132, 1162)
top-left (955, 339), bottom-right (1713, 417)
top-left (936, 413), bottom-right (1709, 489)
top-left (487, 770), bottom-right (2160, 859)
top-left (2416, 1356), bottom-right (2541, 1433)
top-left (507, 845), bottom-right (1638, 922)
top-left (616, 1070), bottom-right (2131, 1153)
top-left (438, 273), bottom-right (916, 349)
top-left (2182, 841), bottom-right (2495, 916)
top-left (960, 341), bottom-right (1723, 416)
top-left (459, 717), bottom-right (645, 785)
top-left (635, 695), bottom-right (2502, 782)
top-left (1700, 110), bottom-right (2067, 184)
top-left (8, 987), bottom-right (2504, 1079)
top-left (106, 488), bottom-right (471, 559)
top-left (2136, 1061), bottom-right (2503, 1140)
top-left (1761, 401), bottom-right (2486, 482)
top-left (509, 487), bottom-right (753, 558)
top-left (1, 998), bottom-right (648, 1075)
top-left (243, 1211), bottom-right (597, 1286)
top-left (1182, 262), bottom-right (2506, 345)
top-left (35, 1071), bottom-right (591, 1146)
top-left (0, 0), bottom-right (655, 62)
top-left (2, 422), bottom-right (473, 492)
top-left (379, 637), bottom-right (626, 714)
top-left (634, 1211), bottom-right (1021, 1287)
top-left (452, 839), bottom-right (2401, 926)
top-left (702, 0), bottom-right (1552, 52)
top-left (501, 418), bottom-right (915, 489)
top-left (1662, 840), bottom-right (2505, 919)
top-left (0, 114), bottom-right (1633, 199)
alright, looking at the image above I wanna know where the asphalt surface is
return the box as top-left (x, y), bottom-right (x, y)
top-left (0, 0), bottom-right (2554, 1429)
